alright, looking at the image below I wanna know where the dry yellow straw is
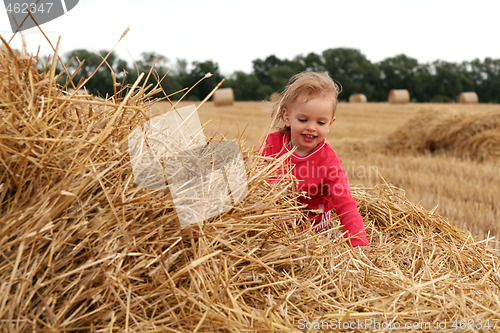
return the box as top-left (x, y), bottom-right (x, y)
top-left (386, 107), bottom-right (500, 163)
top-left (1, 36), bottom-right (499, 332)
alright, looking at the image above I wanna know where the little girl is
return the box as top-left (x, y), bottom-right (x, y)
top-left (260, 72), bottom-right (370, 247)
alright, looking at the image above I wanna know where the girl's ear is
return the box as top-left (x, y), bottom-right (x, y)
top-left (329, 116), bottom-right (336, 126)
top-left (282, 109), bottom-right (291, 126)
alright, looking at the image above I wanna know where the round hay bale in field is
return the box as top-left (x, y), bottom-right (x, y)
top-left (213, 87), bottom-right (234, 106)
top-left (349, 93), bottom-right (367, 103)
top-left (388, 89), bottom-right (410, 104)
top-left (458, 91), bottom-right (479, 104)
top-left (270, 92), bottom-right (281, 103)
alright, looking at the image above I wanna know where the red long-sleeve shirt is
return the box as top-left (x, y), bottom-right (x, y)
top-left (261, 131), bottom-right (370, 246)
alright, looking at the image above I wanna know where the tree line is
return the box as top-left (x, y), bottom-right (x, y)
top-left (57, 47), bottom-right (500, 103)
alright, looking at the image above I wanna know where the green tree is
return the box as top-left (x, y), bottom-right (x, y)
top-left (465, 58), bottom-right (500, 103)
top-left (59, 47), bottom-right (500, 103)
top-left (296, 52), bottom-right (325, 72)
top-left (128, 52), bottom-right (172, 99)
top-left (172, 58), bottom-right (189, 85)
top-left (185, 60), bottom-right (224, 100)
top-left (226, 71), bottom-right (265, 100)
top-left (428, 60), bottom-right (469, 102)
top-left (322, 48), bottom-right (380, 101)
top-left (252, 55), bottom-right (283, 88)
top-left (268, 65), bottom-right (299, 93)
top-left (481, 57), bottom-right (500, 103)
top-left (63, 49), bottom-right (131, 97)
top-left (411, 63), bottom-right (433, 102)
top-left (253, 56), bottom-right (304, 93)
top-left (155, 58), bottom-right (189, 100)
top-left (377, 54), bottom-right (419, 101)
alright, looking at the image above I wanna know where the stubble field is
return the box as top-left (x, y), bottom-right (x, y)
top-left (154, 100), bottom-right (500, 248)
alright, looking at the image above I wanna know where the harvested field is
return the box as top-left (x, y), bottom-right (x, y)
top-left (1, 39), bottom-right (500, 332)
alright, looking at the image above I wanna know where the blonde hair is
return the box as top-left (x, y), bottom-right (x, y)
top-left (270, 72), bottom-right (341, 133)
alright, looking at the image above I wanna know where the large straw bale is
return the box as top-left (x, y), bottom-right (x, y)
top-left (386, 107), bottom-right (500, 162)
top-left (349, 93), bottom-right (367, 103)
top-left (213, 87), bottom-right (234, 106)
top-left (459, 91), bottom-right (479, 104)
top-left (388, 89), bottom-right (410, 104)
top-left (1, 39), bottom-right (500, 332)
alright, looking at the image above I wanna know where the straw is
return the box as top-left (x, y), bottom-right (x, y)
top-left (386, 107), bottom-right (500, 163)
top-left (1, 38), bottom-right (499, 332)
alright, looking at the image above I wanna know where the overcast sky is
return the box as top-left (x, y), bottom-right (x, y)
top-left (1, 0), bottom-right (499, 75)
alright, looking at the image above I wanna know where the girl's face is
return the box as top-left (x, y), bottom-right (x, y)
top-left (282, 94), bottom-right (336, 156)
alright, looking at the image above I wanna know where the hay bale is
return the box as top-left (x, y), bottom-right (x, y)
top-left (388, 89), bottom-right (410, 104)
top-left (0, 40), bottom-right (300, 331)
top-left (270, 92), bottom-right (281, 103)
top-left (349, 93), bottom-right (367, 103)
top-left (386, 107), bottom-right (500, 162)
top-left (459, 91), bottom-right (479, 104)
top-left (2, 38), bottom-right (500, 332)
top-left (213, 87), bottom-right (234, 106)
